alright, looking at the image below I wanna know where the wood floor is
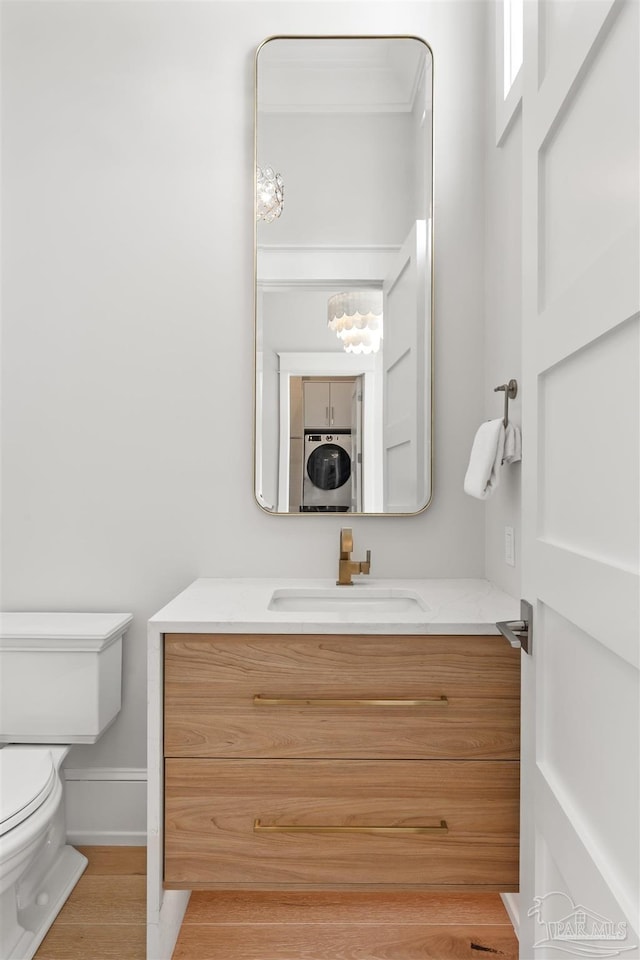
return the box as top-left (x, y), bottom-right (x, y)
top-left (34, 847), bottom-right (519, 960)
top-left (34, 846), bottom-right (146, 960)
top-left (174, 891), bottom-right (519, 960)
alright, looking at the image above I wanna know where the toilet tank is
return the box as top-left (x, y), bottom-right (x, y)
top-left (0, 612), bottom-right (132, 743)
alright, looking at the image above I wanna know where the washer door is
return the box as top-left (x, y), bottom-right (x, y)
top-left (306, 443), bottom-right (351, 490)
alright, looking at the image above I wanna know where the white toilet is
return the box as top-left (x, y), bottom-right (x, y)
top-left (0, 612), bottom-right (132, 960)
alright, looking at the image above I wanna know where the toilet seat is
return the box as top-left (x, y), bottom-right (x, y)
top-left (0, 748), bottom-right (57, 836)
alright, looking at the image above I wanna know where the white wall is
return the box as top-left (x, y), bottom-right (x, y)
top-left (1, 0), bottom-right (489, 838)
top-left (483, 5), bottom-right (523, 599)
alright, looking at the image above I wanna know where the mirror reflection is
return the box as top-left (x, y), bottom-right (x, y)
top-left (255, 36), bottom-right (433, 514)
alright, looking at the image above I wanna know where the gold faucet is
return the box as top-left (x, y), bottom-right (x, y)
top-left (337, 528), bottom-right (371, 586)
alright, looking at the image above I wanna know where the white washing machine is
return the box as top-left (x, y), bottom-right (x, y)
top-left (301, 432), bottom-right (352, 512)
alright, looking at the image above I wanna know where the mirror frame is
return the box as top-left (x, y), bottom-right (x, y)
top-left (253, 35), bottom-right (435, 517)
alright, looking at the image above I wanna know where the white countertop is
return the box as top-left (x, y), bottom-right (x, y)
top-left (149, 578), bottom-right (519, 635)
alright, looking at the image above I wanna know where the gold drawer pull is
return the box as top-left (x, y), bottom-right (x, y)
top-left (253, 819), bottom-right (448, 835)
top-left (253, 695), bottom-right (448, 707)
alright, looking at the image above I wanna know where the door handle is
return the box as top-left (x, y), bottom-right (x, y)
top-left (496, 599), bottom-right (533, 655)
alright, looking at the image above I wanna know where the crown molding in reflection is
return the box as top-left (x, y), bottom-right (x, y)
top-left (257, 243), bottom-right (400, 285)
top-left (258, 38), bottom-right (432, 116)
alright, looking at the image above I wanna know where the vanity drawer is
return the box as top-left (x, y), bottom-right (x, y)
top-left (164, 759), bottom-right (519, 890)
top-left (164, 634), bottom-right (520, 760)
top-left (164, 697), bottom-right (519, 760)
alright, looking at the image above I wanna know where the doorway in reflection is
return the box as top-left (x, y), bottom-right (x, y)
top-left (289, 376), bottom-right (361, 514)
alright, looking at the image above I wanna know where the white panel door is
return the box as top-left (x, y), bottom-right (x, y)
top-left (520, 2), bottom-right (639, 958)
top-left (382, 220), bottom-right (428, 511)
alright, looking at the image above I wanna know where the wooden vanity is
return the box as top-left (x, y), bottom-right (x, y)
top-left (147, 579), bottom-right (522, 959)
top-left (163, 632), bottom-right (519, 890)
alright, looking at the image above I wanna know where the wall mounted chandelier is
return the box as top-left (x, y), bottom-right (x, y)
top-left (256, 165), bottom-right (284, 222)
top-left (327, 290), bottom-right (383, 355)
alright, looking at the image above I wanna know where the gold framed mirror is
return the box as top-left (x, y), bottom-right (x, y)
top-left (254, 36), bottom-right (433, 515)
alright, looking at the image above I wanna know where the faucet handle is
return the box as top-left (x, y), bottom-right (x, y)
top-left (340, 527), bottom-right (353, 558)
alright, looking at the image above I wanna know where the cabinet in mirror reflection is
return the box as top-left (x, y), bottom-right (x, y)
top-left (254, 36), bottom-right (433, 514)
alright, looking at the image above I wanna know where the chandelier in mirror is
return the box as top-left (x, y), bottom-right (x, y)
top-left (256, 165), bottom-right (284, 222)
top-left (327, 290), bottom-right (383, 355)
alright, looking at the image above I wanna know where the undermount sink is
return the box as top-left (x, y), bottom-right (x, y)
top-left (267, 588), bottom-right (430, 614)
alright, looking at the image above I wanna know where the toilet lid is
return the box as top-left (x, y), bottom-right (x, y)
top-left (0, 749), bottom-right (57, 836)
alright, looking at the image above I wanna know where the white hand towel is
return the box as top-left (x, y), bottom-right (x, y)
top-left (463, 419), bottom-right (506, 500)
top-left (503, 422), bottom-right (522, 464)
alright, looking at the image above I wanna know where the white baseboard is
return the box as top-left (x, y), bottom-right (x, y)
top-left (501, 892), bottom-right (520, 938)
top-left (64, 767), bottom-right (146, 845)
